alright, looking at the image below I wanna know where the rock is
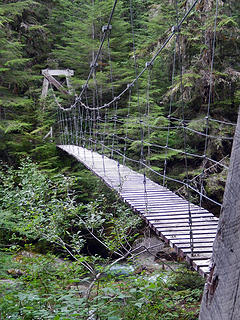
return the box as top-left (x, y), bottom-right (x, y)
top-left (0, 279), bottom-right (16, 286)
top-left (108, 264), bottom-right (134, 277)
top-left (132, 233), bottom-right (182, 272)
top-left (132, 234), bottom-right (165, 268)
top-left (155, 248), bottom-right (178, 261)
top-left (13, 250), bottom-right (39, 263)
top-left (134, 265), bottom-right (156, 275)
top-left (7, 268), bottom-right (25, 277)
top-left (132, 234), bottom-right (165, 258)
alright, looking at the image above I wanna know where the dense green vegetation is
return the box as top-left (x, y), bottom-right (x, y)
top-left (1, 159), bottom-right (204, 319)
top-left (0, 0), bottom-right (239, 318)
top-left (0, 159), bottom-right (204, 319)
top-left (0, 251), bottom-right (204, 319)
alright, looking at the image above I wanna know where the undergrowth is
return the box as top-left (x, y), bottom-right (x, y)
top-left (0, 251), bottom-right (204, 320)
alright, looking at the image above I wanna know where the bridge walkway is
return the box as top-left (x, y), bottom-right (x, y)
top-left (58, 145), bottom-right (218, 277)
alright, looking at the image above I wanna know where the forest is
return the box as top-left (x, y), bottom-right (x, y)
top-left (0, 0), bottom-right (239, 319)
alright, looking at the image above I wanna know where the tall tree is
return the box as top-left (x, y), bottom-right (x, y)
top-left (199, 107), bottom-right (240, 319)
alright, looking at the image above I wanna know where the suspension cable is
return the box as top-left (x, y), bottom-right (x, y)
top-left (199, 0), bottom-right (219, 207)
top-left (78, 0), bottom-right (118, 100)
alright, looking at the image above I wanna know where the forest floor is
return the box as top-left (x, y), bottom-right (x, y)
top-left (0, 248), bottom-right (204, 320)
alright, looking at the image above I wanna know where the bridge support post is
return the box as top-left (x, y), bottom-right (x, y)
top-left (41, 69), bottom-right (74, 98)
top-left (199, 107), bottom-right (240, 320)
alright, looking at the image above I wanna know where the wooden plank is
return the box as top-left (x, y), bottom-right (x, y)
top-left (186, 253), bottom-right (212, 261)
top-left (169, 240), bottom-right (215, 249)
top-left (141, 209), bottom-right (211, 216)
top-left (120, 190), bottom-right (169, 195)
top-left (128, 201), bottom-right (203, 208)
top-left (173, 242), bottom-right (214, 249)
top-left (42, 69), bottom-right (74, 76)
top-left (142, 211), bottom-right (213, 218)
top-left (146, 218), bottom-right (218, 226)
top-left (192, 259), bottom-right (211, 268)
top-left (152, 219), bottom-right (218, 226)
top-left (157, 231), bottom-right (216, 240)
top-left (154, 226), bottom-right (217, 233)
top-left (143, 211), bottom-right (213, 217)
top-left (123, 193), bottom-right (178, 199)
top-left (125, 199), bottom-right (189, 205)
top-left (179, 247), bottom-right (213, 254)
top-left (126, 200), bottom-right (191, 207)
top-left (131, 205), bottom-right (204, 213)
top-left (159, 229), bottom-right (217, 236)
top-left (198, 266), bottom-right (210, 276)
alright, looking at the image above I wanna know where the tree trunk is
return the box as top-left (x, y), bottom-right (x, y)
top-left (199, 108), bottom-right (240, 320)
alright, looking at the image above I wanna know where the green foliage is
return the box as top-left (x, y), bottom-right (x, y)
top-left (0, 159), bottom-right (141, 258)
top-left (167, 267), bottom-right (205, 291)
top-left (0, 159), bottom-right (75, 244)
top-left (0, 159), bottom-right (203, 319)
top-left (0, 250), bottom-right (203, 320)
top-left (0, 1), bottom-right (240, 318)
top-left (0, 159), bottom-right (202, 319)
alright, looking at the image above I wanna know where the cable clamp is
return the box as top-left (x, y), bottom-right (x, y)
top-left (82, 84), bottom-right (88, 90)
top-left (171, 25), bottom-right (180, 33)
top-left (127, 83), bottom-right (134, 89)
top-left (90, 62), bottom-right (98, 68)
top-left (102, 24), bottom-right (112, 32)
top-left (114, 96), bottom-right (120, 101)
top-left (145, 61), bottom-right (152, 68)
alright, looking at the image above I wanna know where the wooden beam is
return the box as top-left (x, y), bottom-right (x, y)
top-left (42, 69), bottom-right (74, 76)
top-left (41, 69), bottom-right (74, 98)
top-left (42, 71), bottom-right (69, 95)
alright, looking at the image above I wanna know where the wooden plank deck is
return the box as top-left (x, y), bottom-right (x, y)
top-left (58, 145), bottom-right (218, 277)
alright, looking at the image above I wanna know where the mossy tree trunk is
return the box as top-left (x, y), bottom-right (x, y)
top-left (199, 107), bottom-right (240, 319)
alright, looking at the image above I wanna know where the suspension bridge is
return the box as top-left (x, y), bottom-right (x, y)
top-left (46, 0), bottom-right (236, 277)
